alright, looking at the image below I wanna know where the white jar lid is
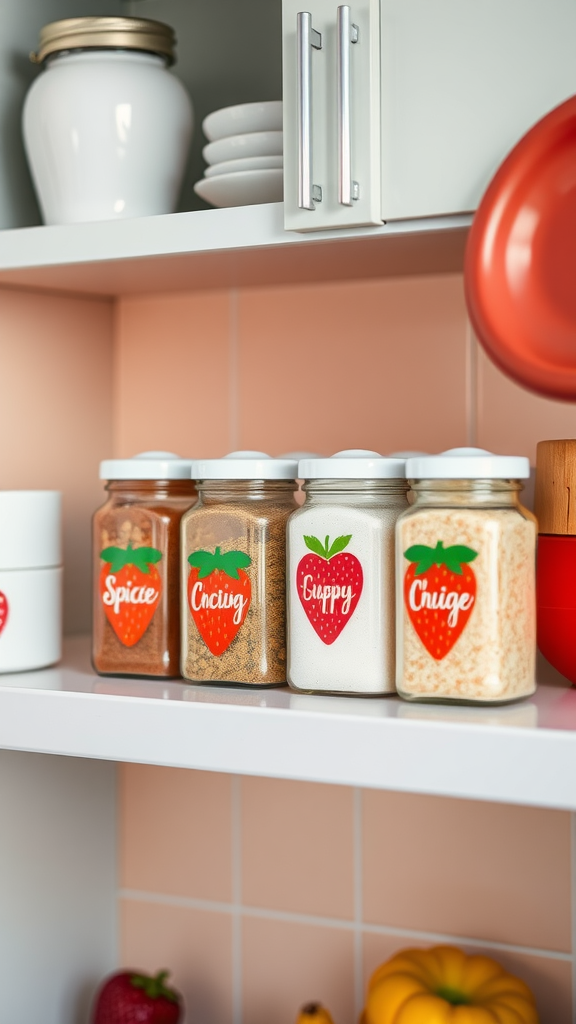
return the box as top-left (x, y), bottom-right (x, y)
top-left (190, 451), bottom-right (298, 480)
top-left (100, 451), bottom-right (193, 480)
top-left (406, 447), bottom-right (531, 479)
top-left (299, 449), bottom-right (406, 479)
top-left (0, 491), bottom-right (61, 569)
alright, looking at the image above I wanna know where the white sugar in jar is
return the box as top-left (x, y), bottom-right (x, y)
top-left (0, 492), bottom-right (62, 673)
top-left (287, 451), bottom-right (408, 694)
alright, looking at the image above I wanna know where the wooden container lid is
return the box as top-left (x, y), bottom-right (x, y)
top-left (535, 439), bottom-right (576, 535)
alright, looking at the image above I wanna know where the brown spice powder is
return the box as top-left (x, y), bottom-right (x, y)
top-left (93, 483), bottom-right (196, 678)
top-left (181, 492), bottom-right (296, 685)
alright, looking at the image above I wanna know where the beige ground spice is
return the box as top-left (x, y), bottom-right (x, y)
top-left (397, 508), bottom-right (536, 702)
top-left (181, 498), bottom-right (294, 685)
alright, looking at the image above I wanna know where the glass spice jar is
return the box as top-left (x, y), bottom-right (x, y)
top-left (396, 447), bottom-right (537, 703)
top-left (181, 452), bottom-right (298, 686)
top-left (93, 451), bottom-right (196, 678)
top-left (287, 450), bottom-right (409, 695)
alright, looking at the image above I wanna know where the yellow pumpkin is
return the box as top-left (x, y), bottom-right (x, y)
top-left (296, 1003), bottom-right (335, 1024)
top-left (363, 945), bottom-right (539, 1023)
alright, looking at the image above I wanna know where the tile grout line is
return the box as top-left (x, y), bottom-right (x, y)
top-left (229, 288), bottom-right (240, 450)
top-left (119, 888), bottom-right (573, 963)
top-left (572, 813), bottom-right (576, 1015)
top-left (231, 775), bottom-right (243, 1024)
top-left (465, 317), bottom-right (478, 447)
top-left (353, 787), bottom-right (364, 1019)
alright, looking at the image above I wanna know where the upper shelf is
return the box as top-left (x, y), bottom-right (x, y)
top-left (2, 636), bottom-right (576, 810)
top-left (0, 203), bottom-right (471, 297)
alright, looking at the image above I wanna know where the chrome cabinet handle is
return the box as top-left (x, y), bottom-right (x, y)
top-left (337, 5), bottom-right (359, 206)
top-left (297, 11), bottom-right (322, 210)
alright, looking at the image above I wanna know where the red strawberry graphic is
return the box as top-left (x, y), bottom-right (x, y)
top-left (297, 534), bottom-right (363, 645)
top-left (187, 546), bottom-right (252, 656)
top-left (100, 542), bottom-right (162, 647)
top-left (404, 540), bottom-right (478, 660)
top-left (0, 591), bottom-right (8, 636)
top-left (92, 968), bottom-right (183, 1024)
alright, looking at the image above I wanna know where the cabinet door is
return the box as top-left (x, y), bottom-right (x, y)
top-left (381, 0), bottom-right (576, 220)
top-left (283, 0), bottom-right (381, 230)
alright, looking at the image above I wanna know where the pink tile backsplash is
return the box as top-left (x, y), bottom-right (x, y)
top-left (476, 343), bottom-right (576, 464)
top-left (236, 276), bottom-right (469, 458)
top-left (241, 777), bottom-right (354, 918)
top-left (0, 286), bottom-right (114, 634)
top-left (115, 290), bottom-right (232, 458)
top-left (120, 764), bottom-right (232, 901)
top-left (362, 789), bottom-right (571, 952)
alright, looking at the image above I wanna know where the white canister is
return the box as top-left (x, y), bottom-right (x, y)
top-left (287, 451), bottom-right (409, 695)
top-left (0, 492), bottom-right (62, 673)
top-left (23, 17), bottom-right (193, 225)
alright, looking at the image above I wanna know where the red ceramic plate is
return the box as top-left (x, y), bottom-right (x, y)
top-left (465, 96), bottom-right (576, 401)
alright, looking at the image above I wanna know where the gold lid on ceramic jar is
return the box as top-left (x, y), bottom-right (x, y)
top-left (31, 17), bottom-right (176, 66)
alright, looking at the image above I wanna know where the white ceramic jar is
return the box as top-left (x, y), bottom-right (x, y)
top-left (23, 17), bottom-right (193, 225)
top-left (287, 450), bottom-right (408, 694)
top-left (0, 492), bottom-right (62, 673)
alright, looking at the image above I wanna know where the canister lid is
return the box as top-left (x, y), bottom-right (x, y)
top-left (299, 449), bottom-right (406, 479)
top-left (190, 451), bottom-right (298, 480)
top-left (0, 491), bottom-right (61, 570)
top-left (535, 439), bottom-right (576, 535)
top-left (406, 447), bottom-right (530, 480)
top-left (31, 17), bottom-right (176, 66)
top-left (100, 451), bottom-right (193, 480)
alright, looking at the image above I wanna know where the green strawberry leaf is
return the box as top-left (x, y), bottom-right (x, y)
top-left (100, 543), bottom-right (161, 574)
top-left (131, 546), bottom-right (162, 574)
top-left (304, 535), bottom-right (329, 559)
top-left (327, 534), bottom-right (352, 559)
top-left (188, 547), bottom-right (252, 580)
top-left (188, 550), bottom-right (216, 569)
top-left (100, 546), bottom-right (127, 573)
top-left (404, 544), bottom-right (437, 576)
top-left (219, 550), bottom-right (252, 580)
top-left (446, 545), bottom-right (478, 564)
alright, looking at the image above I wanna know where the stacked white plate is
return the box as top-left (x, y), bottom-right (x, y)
top-left (194, 101), bottom-right (283, 208)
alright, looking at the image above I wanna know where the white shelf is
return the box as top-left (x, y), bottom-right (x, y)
top-left (1, 636), bottom-right (576, 809)
top-left (0, 204), bottom-right (471, 296)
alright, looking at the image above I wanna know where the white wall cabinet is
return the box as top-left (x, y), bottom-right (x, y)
top-left (283, 0), bottom-right (576, 229)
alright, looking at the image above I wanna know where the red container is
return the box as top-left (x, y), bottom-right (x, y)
top-left (537, 535), bottom-right (576, 685)
top-left (535, 440), bottom-right (576, 685)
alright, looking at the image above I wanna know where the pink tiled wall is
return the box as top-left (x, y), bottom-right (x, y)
top-left (114, 273), bottom-right (576, 1024)
top-left (0, 286), bottom-right (114, 633)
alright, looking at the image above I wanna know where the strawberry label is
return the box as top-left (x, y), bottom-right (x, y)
top-left (297, 534), bottom-right (363, 645)
top-left (100, 543), bottom-right (162, 647)
top-left (404, 540), bottom-right (478, 660)
top-left (0, 591), bottom-right (8, 637)
top-left (187, 546), bottom-right (252, 656)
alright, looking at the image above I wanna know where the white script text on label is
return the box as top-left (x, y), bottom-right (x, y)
top-left (190, 581), bottom-right (248, 625)
top-left (408, 579), bottom-right (474, 628)
top-left (103, 575), bottom-right (159, 615)
top-left (301, 574), bottom-right (354, 615)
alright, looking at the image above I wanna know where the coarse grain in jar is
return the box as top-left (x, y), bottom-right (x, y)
top-left (396, 448), bottom-right (536, 703)
top-left (182, 452), bottom-right (298, 685)
top-left (93, 452), bottom-right (196, 678)
top-left (288, 450), bottom-right (408, 694)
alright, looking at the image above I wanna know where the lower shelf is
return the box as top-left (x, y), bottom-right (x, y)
top-left (0, 636), bottom-right (574, 808)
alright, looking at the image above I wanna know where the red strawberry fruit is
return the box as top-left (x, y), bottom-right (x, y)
top-left (0, 590), bottom-right (8, 636)
top-left (92, 969), bottom-right (182, 1024)
top-left (296, 534), bottom-right (363, 645)
top-left (404, 540), bottom-right (478, 660)
top-left (100, 542), bottom-right (162, 647)
top-left (187, 546), bottom-right (252, 656)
